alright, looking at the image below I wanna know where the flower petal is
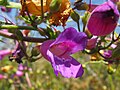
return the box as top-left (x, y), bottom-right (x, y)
top-left (47, 50), bottom-right (84, 78)
top-left (50, 27), bottom-right (87, 57)
top-left (40, 40), bottom-right (54, 61)
top-left (0, 49), bottom-right (11, 60)
top-left (87, 0), bottom-right (119, 36)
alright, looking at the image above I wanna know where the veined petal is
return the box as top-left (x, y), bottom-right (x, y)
top-left (40, 27), bottom-right (87, 78)
top-left (87, 0), bottom-right (119, 36)
top-left (50, 27), bottom-right (87, 57)
top-left (47, 50), bottom-right (84, 78)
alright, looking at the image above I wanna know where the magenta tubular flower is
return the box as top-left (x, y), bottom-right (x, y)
top-left (104, 50), bottom-right (112, 58)
top-left (9, 42), bottom-right (26, 63)
top-left (0, 49), bottom-right (11, 60)
top-left (40, 27), bottom-right (87, 78)
top-left (87, 0), bottom-right (119, 36)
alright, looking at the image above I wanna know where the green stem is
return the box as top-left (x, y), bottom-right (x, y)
top-left (83, 60), bottom-right (108, 68)
top-left (0, 25), bottom-right (36, 30)
top-left (83, 24), bottom-right (86, 32)
top-left (41, 0), bottom-right (44, 19)
top-left (86, 60), bottom-right (108, 65)
top-left (108, 75), bottom-right (115, 90)
top-left (0, 25), bottom-right (47, 37)
top-left (25, 72), bottom-right (32, 88)
top-left (77, 21), bottom-right (80, 32)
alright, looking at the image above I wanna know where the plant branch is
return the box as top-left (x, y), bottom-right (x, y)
top-left (0, 31), bottom-right (47, 43)
top-left (41, 0), bottom-right (44, 19)
top-left (0, 25), bottom-right (36, 30)
top-left (77, 21), bottom-right (80, 32)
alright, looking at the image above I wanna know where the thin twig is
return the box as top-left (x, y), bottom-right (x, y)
top-left (0, 31), bottom-right (48, 43)
top-left (100, 34), bottom-right (120, 50)
top-left (0, 25), bottom-right (36, 30)
top-left (41, 0), bottom-right (44, 19)
top-left (77, 21), bottom-right (80, 32)
top-left (25, 72), bottom-right (32, 88)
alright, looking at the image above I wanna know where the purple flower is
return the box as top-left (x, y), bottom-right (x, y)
top-left (104, 50), bottom-right (112, 58)
top-left (18, 64), bottom-right (24, 71)
top-left (9, 42), bottom-right (26, 63)
top-left (40, 27), bottom-right (87, 78)
top-left (0, 49), bottom-right (11, 60)
top-left (0, 74), bottom-right (4, 79)
top-left (87, 0), bottom-right (119, 36)
top-left (0, 74), bottom-right (6, 79)
top-left (1, 6), bottom-right (12, 12)
top-left (16, 70), bottom-right (24, 77)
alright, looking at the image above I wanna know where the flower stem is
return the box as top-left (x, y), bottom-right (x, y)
top-left (0, 25), bottom-right (36, 30)
top-left (41, 0), bottom-right (44, 19)
top-left (25, 72), bottom-right (32, 88)
top-left (83, 60), bottom-right (108, 68)
top-left (108, 75), bottom-right (115, 90)
top-left (77, 21), bottom-right (80, 32)
top-left (0, 31), bottom-right (47, 43)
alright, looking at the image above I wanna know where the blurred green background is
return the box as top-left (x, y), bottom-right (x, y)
top-left (0, 52), bottom-right (120, 90)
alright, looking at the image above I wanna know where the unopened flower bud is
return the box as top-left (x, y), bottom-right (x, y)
top-left (1, 6), bottom-right (11, 12)
top-left (74, 2), bottom-right (89, 10)
top-left (82, 12), bottom-right (89, 25)
top-left (107, 65), bottom-right (116, 74)
top-left (70, 10), bottom-right (80, 22)
top-left (49, 0), bottom-right (62, 13)
top-left (103, 50), bottom-right (112, 58)
top-left (31, 47), bottom-right (40, 57)
top-left (86, 37), bottom-right (97, 50)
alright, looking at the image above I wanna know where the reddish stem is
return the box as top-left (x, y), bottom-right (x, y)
top-left (0, 31), bottom-right (47, 43)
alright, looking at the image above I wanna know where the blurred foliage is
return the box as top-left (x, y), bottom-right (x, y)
top-left (0, 53), bottom-right (120, 90)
